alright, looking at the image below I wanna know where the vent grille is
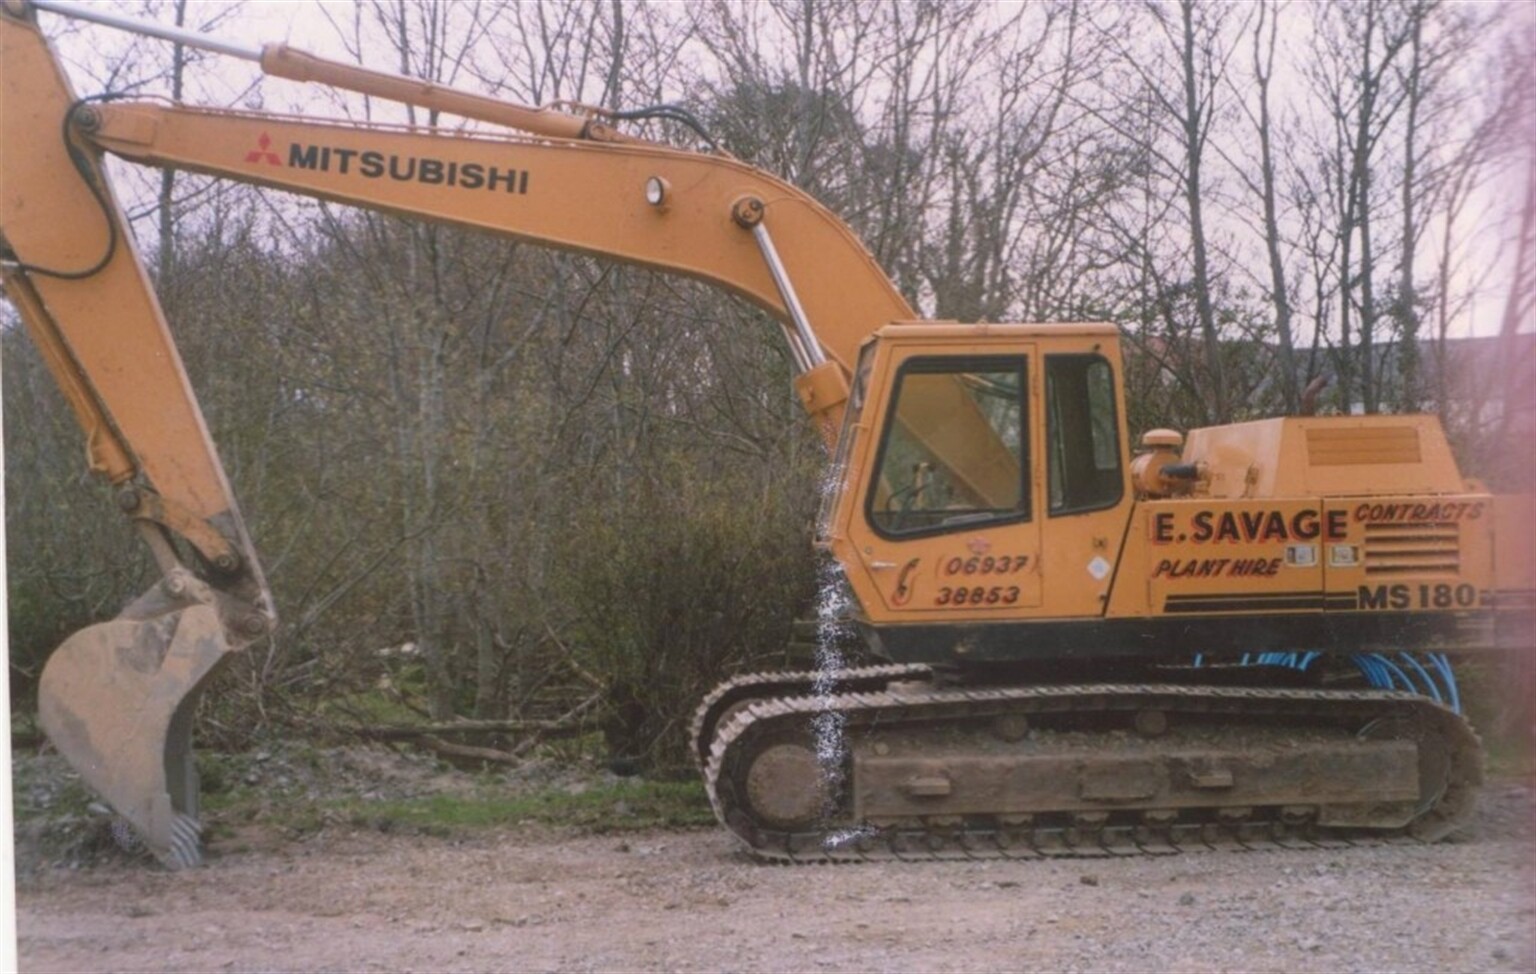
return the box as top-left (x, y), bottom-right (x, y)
top-left (1307, 426), bottom-right (1422, 466)
top-left (1362, 521), bottom-right (1460, 575)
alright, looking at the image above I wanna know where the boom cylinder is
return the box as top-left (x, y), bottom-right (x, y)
top-left (730, 195), bottom-right (827, 374)
top-left (750, 222), bottom-right (828, 371)
top-left (25, 0), bottom-right (627, 142)
top-left (27, 0), bottom-right (261, 58)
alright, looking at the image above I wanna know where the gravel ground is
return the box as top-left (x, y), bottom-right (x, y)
top-left (13, 779), bottom-right (1536, 973)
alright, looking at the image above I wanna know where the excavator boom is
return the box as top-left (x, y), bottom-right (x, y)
top-left (80, 101), bottom-right (913, 373)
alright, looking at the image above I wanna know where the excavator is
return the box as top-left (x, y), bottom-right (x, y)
top-left (3, 1), bottom-right (1532, 867)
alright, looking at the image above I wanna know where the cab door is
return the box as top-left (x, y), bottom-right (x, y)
top-left (840, 344), bottom-right (1043, 621)
top-left (1037, 350), bottom-right (1134, 619)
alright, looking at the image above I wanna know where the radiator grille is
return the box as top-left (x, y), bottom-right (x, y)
top-left (1362, 521), bottom-right (1460, 575)
top-left (1307, 426), bottom-right (1422, 466)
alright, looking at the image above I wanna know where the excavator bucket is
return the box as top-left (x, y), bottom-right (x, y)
top-left (37, 575), bottom-right (236, 869)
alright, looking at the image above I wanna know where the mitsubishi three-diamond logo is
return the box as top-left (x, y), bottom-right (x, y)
top-left (244, 132), bottom-right (282, 166)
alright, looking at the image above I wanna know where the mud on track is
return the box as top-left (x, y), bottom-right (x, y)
top-left (13, 781), bottom-right (1536, 973)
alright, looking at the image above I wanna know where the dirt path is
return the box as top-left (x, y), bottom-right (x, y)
top-left (15, 783), bottom-right (1536, 973)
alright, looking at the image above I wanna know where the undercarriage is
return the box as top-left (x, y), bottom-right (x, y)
top-left (692, 664), bottom-right (1483, 862)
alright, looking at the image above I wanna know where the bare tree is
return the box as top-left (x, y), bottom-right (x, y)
top-left (1224, 0), bottom-right (1301, 412)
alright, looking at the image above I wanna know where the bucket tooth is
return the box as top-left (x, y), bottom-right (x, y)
top-left (38, 600), bottom-right (234, 869)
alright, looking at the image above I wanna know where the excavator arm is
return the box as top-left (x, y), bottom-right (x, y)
top-left (2, 4), bottom-right (278, 868)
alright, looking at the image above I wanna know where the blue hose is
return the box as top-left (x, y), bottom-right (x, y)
top-left (1396, 653), bottom-right (1443, 706)
top-left (1189, 649), bottom-right (1462, 714)
top-left (1429, 653), bottom-right (1462, 713)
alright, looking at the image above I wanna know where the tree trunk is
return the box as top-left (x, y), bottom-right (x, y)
top-left (1396, 1), bottom-right (1426, 413)
top-left (156, 0), bottom-right (189, 285)
top-left (1179, 0), bottom-right (1226, 422)
top-left (1253, 1), bottom-right (1297, 413)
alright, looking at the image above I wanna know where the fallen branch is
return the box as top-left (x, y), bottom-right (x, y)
top-left (420, 735), bottom-right (520, 765)
top-left (351, 717), bottom-right (579, 740)
top-left (509, 691), bottom-right (605, 757)
top-left (346, 692), bottom-right (605, 747)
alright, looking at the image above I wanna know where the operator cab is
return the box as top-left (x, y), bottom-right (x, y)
top-left (817, 324), bottom-right (1133, 635)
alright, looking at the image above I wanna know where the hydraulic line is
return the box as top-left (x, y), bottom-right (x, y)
top-left (1195, 649), bottom-right (1464, 714)
top-left (3, 94), bottom-right (124, 280)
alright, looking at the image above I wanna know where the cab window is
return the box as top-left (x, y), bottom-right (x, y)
top-left (1046, 354), bottom-right (1123, 514)
top-left (867, 357), bottom-right (1029, 537)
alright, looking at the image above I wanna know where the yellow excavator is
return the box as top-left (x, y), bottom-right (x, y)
top-left (3, 1), bottom-right (1532, 867)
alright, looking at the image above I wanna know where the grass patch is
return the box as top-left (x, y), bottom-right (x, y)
top-left (231, 778), bottom-right (714, 838)
top-left (335, 779), bottom-right (712, 834)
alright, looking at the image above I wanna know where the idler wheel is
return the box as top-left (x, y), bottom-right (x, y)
top-left (744, 743), bottom-right (828, 829)
top-left (1358, 713), bottom-right (1480, 841)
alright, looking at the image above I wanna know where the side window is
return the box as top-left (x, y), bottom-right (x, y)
top-left (1047, 355), bottom-right (1123, 515)
top-left (867, 357), bottom-right (1029, 537)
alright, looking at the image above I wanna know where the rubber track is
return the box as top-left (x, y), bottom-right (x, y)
top-left (689, 663), bottom-right (931, 769)
top-left (701, 679), bottom-right (1483, 863)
